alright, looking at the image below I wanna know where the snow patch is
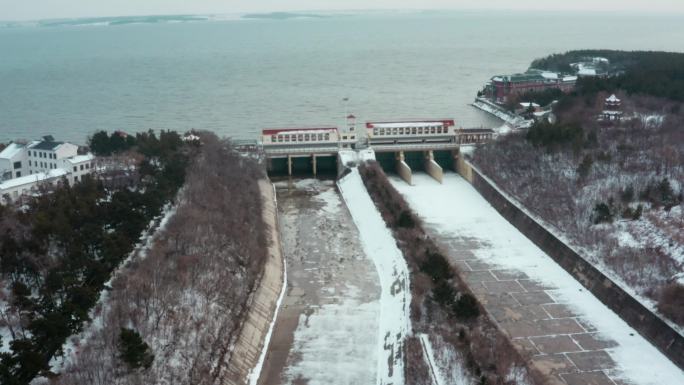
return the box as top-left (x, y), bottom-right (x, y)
top-left (338, 168), bottom-right (411, 385)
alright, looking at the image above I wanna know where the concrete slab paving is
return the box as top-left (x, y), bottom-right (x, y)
top-left (391, 173), bottom-right (684, 385)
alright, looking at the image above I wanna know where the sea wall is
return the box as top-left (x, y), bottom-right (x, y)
top-left (456, 160), bottom-right (684, 370)
top-left (223, 179), bottom-right (285, 385)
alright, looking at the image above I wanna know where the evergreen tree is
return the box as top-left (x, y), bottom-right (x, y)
top-left (118, 328), bottom-right (154, 370)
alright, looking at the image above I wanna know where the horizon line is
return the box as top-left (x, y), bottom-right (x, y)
top-left (2, 7), bottom-right (684, 23)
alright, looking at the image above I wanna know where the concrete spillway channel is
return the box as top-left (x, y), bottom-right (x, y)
top-left (256, 179), bottom-right (382, 385)
top-left (391, 172), bottom-right (684, 385)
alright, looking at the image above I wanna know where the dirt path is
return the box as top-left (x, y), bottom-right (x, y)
top-left (257, 179), bottom-right (381, 385)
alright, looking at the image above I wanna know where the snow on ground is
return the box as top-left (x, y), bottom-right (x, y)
top-left (391, 173), bottom-right (684, 385)
top-left (472, 98), bottom-right (533, 128)
top-left (264, 179), bottom-right (381, 385)
top-left (339, 149), bottom-right (377, 167)
top-left (284, 297), bottom-right (380, 384)
top-left (419, 334), bottom-right (471, 385)
top-left (338, 169), bottom-right (411, 385)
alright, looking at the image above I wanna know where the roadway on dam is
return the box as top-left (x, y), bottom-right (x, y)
top-left (257, 179), bottom-right (381, 385)
top-left (390, 172), bottom-right (684, 385)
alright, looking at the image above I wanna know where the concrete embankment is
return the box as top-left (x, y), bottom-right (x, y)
top-left (223, 179), bottom-right (285, 385)
top-left (456, 159), bottom-right (684, 371)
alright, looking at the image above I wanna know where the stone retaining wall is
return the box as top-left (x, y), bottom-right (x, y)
top-left (457, 159), bottom-right (684, 370)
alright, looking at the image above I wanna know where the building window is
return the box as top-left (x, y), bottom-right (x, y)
top-left (80, 164), bottom-right (84, 171)
top-left (271, 135), bottom-right (276, 142)
top-left (73, 166), bottom-right (77, 172)
top-left (74, 176), bottom-right (78, 182)
top-left (373, 129), bottom-right (378, 135)
top-left (317, 134), bottom-right (323, 141)
top-left (13, 161), bottom-right (21, 169)
top-left (324, 133), bottom-right (330, 140)
top-left (304, 134), bottom-right (310, 141)
top-left (297, 134), bottom-right (303, 141)
top-left (15, 171), bottom-right (21, 178)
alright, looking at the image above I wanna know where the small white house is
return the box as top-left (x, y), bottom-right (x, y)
top-left (0, 142), bottom-right (31, 179)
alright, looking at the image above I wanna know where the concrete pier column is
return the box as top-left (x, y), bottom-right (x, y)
top-left (312, 154), bottom-right (317, 176)
top-left (452, 150), bottom-right (460, 173)
top-left (424, 150), bottom-right (443, 183)
top-left (287, 155), bottom-right (292, 176)
top-left (395, 151), bottom-right (412, 185)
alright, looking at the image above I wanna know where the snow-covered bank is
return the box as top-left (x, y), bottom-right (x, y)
top-left (338, 169), bottom-right (411, 385)
top-left (472, 98), bottom-right (532, 129)
top-left (392, 173), bottom-right (684, 385)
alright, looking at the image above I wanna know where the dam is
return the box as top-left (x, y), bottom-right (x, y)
top-left (238, 117), bottom-right (684, 385)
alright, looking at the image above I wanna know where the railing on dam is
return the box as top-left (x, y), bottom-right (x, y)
top-left (370, 142), bottom-right (460, 152)
top-left (263, 146), bottom-right (341, 156)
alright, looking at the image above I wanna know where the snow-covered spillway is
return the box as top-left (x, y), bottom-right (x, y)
top-left (391, 173), bottom-right (684, 385)
top-left (259, 179), bottom-right (382, 385)
top-left (338, 169), bottom-right (411, 385)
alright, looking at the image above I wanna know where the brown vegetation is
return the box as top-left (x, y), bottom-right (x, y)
top-left (472, 93), bottom-right (684, 326)
top-left (53, 133), bottom-right (268, 385)
top-left (359, 161), bottom-right (534, 385)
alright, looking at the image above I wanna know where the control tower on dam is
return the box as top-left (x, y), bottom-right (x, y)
top-left (258, 115), bottom-right (494, 183)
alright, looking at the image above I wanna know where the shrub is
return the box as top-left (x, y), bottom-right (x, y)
top-left (432, 280), bottom-right (456, 306)
top-left (420, 250), bottom-right (453, 282)
top-left (397, 210), bottom-right (416, 228)
top-left (453, 293), bottom-right (480, 319)
top-left (592, 202), bottom-right (613, 224)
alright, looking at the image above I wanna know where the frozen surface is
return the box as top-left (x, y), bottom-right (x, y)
top-left (338, 169), bottom-right (411, 385)
top-left (391, 173), bottom-right (684, 385)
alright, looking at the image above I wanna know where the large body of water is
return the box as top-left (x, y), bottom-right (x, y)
top-left (1, 11), bottom-right (684, 144)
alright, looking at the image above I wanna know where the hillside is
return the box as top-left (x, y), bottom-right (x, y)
top-left (532, 50), bottom-right (684, 101)
top-left (472, 50), bottom-right (684, 328)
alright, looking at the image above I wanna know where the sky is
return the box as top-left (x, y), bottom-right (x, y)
top-left (1, 0), bottom-right (684, 21)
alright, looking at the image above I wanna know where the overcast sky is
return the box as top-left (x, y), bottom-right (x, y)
top-left (2, 0), bottom-right (684, 21)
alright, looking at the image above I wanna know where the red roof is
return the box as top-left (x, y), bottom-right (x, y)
top-left (262, 127), bottom-right (338, 135)
top-left (366, 119), bottom-right (455, 128)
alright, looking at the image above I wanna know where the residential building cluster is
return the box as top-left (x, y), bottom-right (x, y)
top-left (0, 136), bottom-right (95, 203)
top-left (484, 69), bottom-right (577, 104)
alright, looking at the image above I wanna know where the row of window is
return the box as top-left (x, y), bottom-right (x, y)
top-left (372, 126), bottom-right (449, 136)
top-left (28, 160), bottom-right (57, 169)
top-left (271, 133), bottom-right (332, 143)
top-left (28, 150), bottom-right (56, 159)
top-left (73, 163), bottom-right (92, 172)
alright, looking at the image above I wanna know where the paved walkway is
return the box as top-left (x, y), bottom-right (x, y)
top-left (391, 173), bottom-right (684, 385)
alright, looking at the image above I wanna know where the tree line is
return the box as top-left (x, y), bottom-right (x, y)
top-left (0, 130), bottom-right (192, 384)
